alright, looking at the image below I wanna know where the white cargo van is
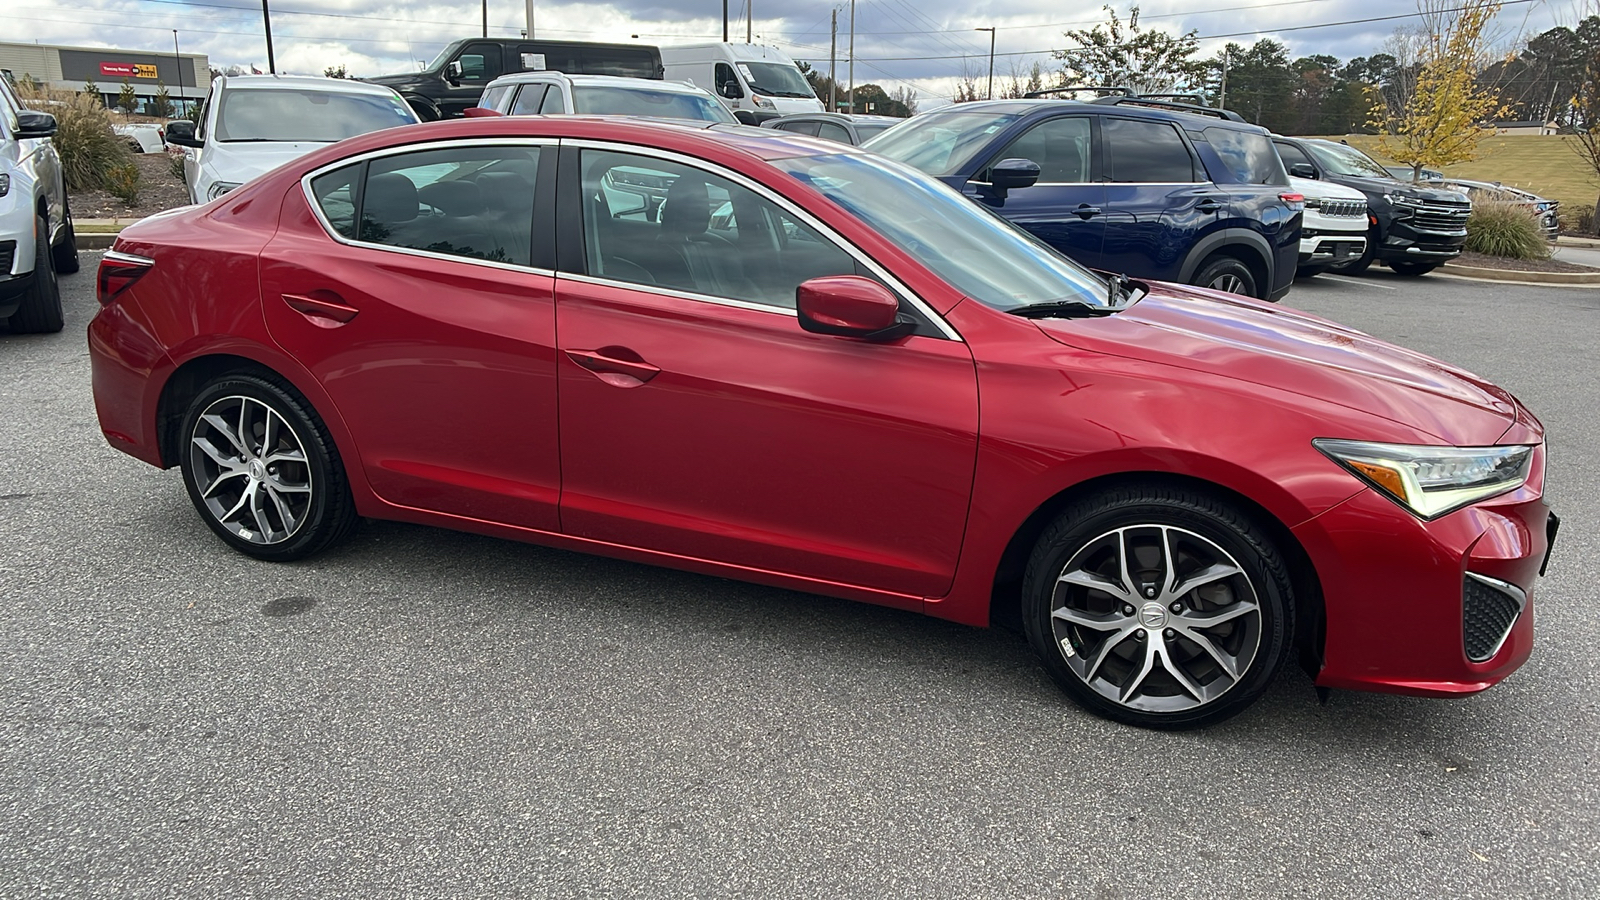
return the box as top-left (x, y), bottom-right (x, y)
top-left (659, 43), bottom-right (824, 115)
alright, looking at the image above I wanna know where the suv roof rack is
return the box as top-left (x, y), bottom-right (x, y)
top-left (1088, 95), bottom-right (1246, 122)
top-left (1137, 93), bottom-right (1206, 105)
top-left (1022, 85), bottom-right (1134, 99)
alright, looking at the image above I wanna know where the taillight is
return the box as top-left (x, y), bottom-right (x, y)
top-left (1279, 191), bottom-right (1305, 211)
top-left (97, 249), bottom-right (154, 305)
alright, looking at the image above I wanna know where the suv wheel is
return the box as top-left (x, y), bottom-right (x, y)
top-left (1389, 261), bottom-right (1437, 276)
top-left (52, 198), bottom-right (81, 275)
top-left (8, 213), bottom-right (65, 334)
top-left (1193, 256), bottom-right (1258, 299)
top-left (1341, 228), bottom-right (1378, 274)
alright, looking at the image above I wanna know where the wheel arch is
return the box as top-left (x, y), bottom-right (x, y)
top-left (986, 470), bottom-right (1325, 676)
top-left (1178, 228), bottom-right (1273, 295)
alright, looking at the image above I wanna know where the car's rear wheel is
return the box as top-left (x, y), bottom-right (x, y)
top-left (8, 213), bottom-right (64, 334)
top-left (1192, 255), bottom-right (1258, 299)
top-left (1389, 261), bottom-right (1438, 276)
top-left (1021, 485), bottom-right (1294, 730)
top-left (179, 374), bottom-right (360, 561)
top-left (52, 198), bottom-right (80, 275)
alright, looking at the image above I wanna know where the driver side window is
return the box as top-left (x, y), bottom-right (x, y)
top-left (456, 44), bottom-right (503, 83)
top-left (981, 117), bottom-right (1091, 184)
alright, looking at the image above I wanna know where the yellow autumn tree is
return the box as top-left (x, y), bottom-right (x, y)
top-left (1371, 0), bottom-right (1510, 181)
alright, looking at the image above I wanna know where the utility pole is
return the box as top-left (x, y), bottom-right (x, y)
top-left (975, 26), bottom-right (995, 100)
top-left (747, 0), bottom-right (752, 43)
top-left (262, 0), bottom-right (276, 73)
top-left (723, 0), bottom-right (728, 42)
top-left (1218, 46), bottom-right (1229, 109)
top-left (482, 0), bottom-right (487, 37)
top-left (526, 0), bottom-right (535, 39)
top-left (829, 8), bottom-right (837, 111)
top-left (847, 0), bottom-right (855, 114)
top-left (171, 30), bottom-right (183, 114)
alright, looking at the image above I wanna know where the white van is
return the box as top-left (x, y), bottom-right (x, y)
top-left (659, 43), bottom-right (824, 115)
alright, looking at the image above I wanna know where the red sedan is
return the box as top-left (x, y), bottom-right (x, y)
top-left (89, 117), bottom-right (1555, 729)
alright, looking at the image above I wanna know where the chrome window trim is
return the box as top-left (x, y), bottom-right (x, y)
top-left (298, 137), bottom-right (558, 278)
top-left (565, 138), bottom-right (962, 342)
top-left (104, 249), bottom-right (156, 266)
top-left (1465, 572), bottom-right (1527, 662)
top-left (561, 272), bottom-right (799, 317)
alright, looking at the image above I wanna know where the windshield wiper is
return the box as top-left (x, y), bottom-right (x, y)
top-left (1006, 299), bottom-right (1117, 319)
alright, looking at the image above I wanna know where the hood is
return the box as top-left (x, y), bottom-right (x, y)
top-left (1289, 175), bottom-right (1365, 202)
top-left (207, 141), bottom-right (331, 184)
top-left (1328, 174), bottom-right (1468, 204)
top-left (1038, 283), bottom-right (1518, 444)
top-left (769, 96), bottom-right (825, 114)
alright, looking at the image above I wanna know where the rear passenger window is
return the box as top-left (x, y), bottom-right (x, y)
top-left (1205, 128), bottom-right (1288, 185)
top-left (816, 122), bottom-right (853, 144)
top-left (310, 162), bottom-right (362, 239)
top-left (510, 85), bottom-right (546, 116)
top-left (580, 149), bottom-right (858, 309)
top-left (539, 88), bottom-right (566, 114)
top-left (328, 145), bottom-right (541, 266)
top-left (1103, 118), bottom-right (1196, 183)
top-left (778, 120), bottom-right (820, 136)
top-left (988, 116), bottom-right (1090, 183)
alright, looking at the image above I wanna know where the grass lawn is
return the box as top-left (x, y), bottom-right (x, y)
top-left (1302, 134), bottom-right (1600, 216)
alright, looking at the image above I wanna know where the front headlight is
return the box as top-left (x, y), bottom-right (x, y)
top-left (207, 181), bottom-right (243, 200)
top-left (1313, 439), bottom-right (1534, 519)
top-left (0, 173), bottom-right (10, 197)
top-left (751, 94), bottom-right (776, 109)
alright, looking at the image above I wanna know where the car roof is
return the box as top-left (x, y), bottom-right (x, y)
top-left (222, 74), bottom-right (402, 97)
top-left (926, 98), bottom-right (1264, 130)
top-left (486, 72), bottom-right (708, 94)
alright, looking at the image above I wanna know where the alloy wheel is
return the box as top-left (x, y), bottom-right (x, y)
top-left (188, 395), bottom-right (313, 544)
top-left (1050, 524), bottom-right (1262, 713)
top-left (1210, 273), bottom-right (1246, 294)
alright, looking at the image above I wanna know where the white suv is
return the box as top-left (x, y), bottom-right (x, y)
top-left (471, 72), bottom-right (736, 124)
top-left (0, 75), bottom-right (76, 334)
top-left (1291, 175), bottom-right (1369, 278)
top-left (164, 74), bottom-right (420, 206)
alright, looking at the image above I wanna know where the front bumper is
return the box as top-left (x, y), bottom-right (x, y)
top-left (1299, 232), bottom-right (1367, 267)
top-left (1293, 443), bottom-right (1551, 697)
top-left (1376, 220), bottom-right (1466, 262)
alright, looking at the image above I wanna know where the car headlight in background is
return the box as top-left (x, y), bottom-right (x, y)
top-left (1314, 439), bottom-right (1535, 519)
top-left (0, 173), bottom-right (9, 197)
top-left (751, 94), bottom-right (776, 109)
top-left (207, 181), bottom-right (243, 200)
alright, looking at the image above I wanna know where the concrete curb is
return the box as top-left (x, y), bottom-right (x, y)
top-left (79, 233), bottom-right (120, 250)
top-left (1440, 262), bottom-right (1600, 285)
top-left (1556, 235), bottom-right (1600, 249)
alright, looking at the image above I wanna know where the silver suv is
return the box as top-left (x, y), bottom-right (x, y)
top-left (0, 75), bottom-right (77, 333)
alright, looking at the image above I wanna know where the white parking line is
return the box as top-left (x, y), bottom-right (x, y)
top-left (1319, 274), bottom-right (1397, 290)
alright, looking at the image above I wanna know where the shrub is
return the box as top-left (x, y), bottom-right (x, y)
top-left (104, 162), bottom-right (141, 205)
top-left (166, 146), bottom-right (187, 182)
top-left (1559, 203), bottom-right (1596, 236)
top-left (17, 85), bottom-right (135, 192)
top-left (1464, 200), bottom-right (1551, 260)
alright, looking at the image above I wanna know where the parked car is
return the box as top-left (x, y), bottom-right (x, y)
top-left (113, 122), bottom-right (165, 154)
top-left (470, 72), bottom-right (735, 123)
top-left (864, 98), bottom-right (1303, 302)
top-left (163, 75), bottom-right (421, 206)
top-left (0, 73), bottom-right (77, 333)
top-left (90, 116), bottom-right (1555, 729)
top-left (659, 43), bottom-right (824, 116)
top-left (1438, 179), bottom-right (1559, 240)
top-left (367, 38), bottom-right (664, 121)
top-left (761, 112), bottom-right (902, 145)
top-left (1273, 136), bottom-right (1471, 276)
top-left (1384, 165), bottom-right (1443, 182)
top-left (1289, 175), bottom-right (1368, 277)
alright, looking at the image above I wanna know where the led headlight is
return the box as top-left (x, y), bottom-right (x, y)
top-left (1313, 439), bottom-right (1534, 519)
top-left (207, 181), bottom-right (243, 200)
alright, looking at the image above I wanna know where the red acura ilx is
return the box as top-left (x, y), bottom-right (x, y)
top-left (89, 116), bottom-right (1556, 728)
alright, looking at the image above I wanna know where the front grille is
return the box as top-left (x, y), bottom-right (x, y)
top-left (1408, 203), bottom-right (1471, 233)
top-left (0, 240), bottom-right (15, 276)
top-left (1320, 199), bottom-right (1365, 218)
top-left (1463, 574), bottom-right (1524, 662)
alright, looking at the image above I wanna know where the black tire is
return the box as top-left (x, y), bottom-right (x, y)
top-left (8, 213), bottom-right (64, 334)
top-left (1192, 255), bottom-right (1258, 299)
top-left (1341, 228), bottom-right (1378, 274)
top-left (1295, 264), bottom-right (1327, 279)
top-left (52, 199), bottom-right (80, 275)
top-left (179, 373), bottom-right (360, 561)
top-left (1389, 261), bottom-right (1437, 276)
top-left (1021, 484), bottom-right (1294, 730)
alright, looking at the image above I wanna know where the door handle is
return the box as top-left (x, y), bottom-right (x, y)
top-left (1074, 204), bottom-right (1102, 219)
top-left (282, 292), bottom-right (359, 327)
top-left (565, 348), bottom-right (661, 387)
top-left (1196, 199), bottom-right (1225, 213)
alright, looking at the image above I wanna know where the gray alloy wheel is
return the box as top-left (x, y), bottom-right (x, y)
top-left (1049, 525), bottom-right (1262, 713)
top-left (187, 394), bottom-right (315, 545)
top-left (1192, 255), bottom-right (1258, 300)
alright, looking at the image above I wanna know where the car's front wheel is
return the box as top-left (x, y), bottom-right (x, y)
top-left (53, 198), bottom-right (80, 275)
top-left (1021, 485), bottom-right (1294, 729)
top-left (8, 213), bottom-right (64, 334)
top-left (179, 373), bottom-right (360, 561)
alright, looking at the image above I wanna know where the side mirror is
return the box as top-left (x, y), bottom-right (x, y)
top-left (15, 110), bottom-right (57, 139)
top-left (462, 106), bottom-right (504, 118)
top-left (978, 157), bottom-right (1040, 203)
top-left (1289, 162), bottom-right (1316, 178)
top-left (445, 60), bottom-right (463, 84)
top-left (796, 276), bottom-right (914, 341)
top-left (718, 81), bottom-right (744, 100)
top-left (164, 119), bottom-right (201, 148)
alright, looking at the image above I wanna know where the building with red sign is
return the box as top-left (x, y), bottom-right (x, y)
top-left (0, 41), bottom-right (208, 114)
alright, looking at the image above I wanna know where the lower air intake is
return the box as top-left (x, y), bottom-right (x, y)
top-left (1463, 573), bottom-right (1524, 663)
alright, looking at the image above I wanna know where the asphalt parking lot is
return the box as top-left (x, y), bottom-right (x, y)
top-left (1, 261), bottom-right (1595, 898)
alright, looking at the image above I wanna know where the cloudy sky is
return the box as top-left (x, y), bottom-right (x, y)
top-left (5, 0), bottom-right (1573, 103)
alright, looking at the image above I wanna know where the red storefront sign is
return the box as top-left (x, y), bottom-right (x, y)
top-left (99, 62), bottom-right (159, 79)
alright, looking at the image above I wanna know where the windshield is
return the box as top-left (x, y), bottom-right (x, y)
top-left (1305, 142), bottom-right (1394, 179)
top-left (738, 62), bottom-right (815, 98)
top-left (775, 153), bottom-right (1110, 311)
top-left (853, 120), bottom-right (897, 140)
top-left (863, 108), bottom-right (1023, 178)
top-left (423, 45), bottom-right (453, 72)
top-left (216, 89), bottom-right (418, 142)
top-left (572, 85), bottom-right (736, 122)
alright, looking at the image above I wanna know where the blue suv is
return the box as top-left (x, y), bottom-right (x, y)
top-left (866, 97), bottom-right (1301, 302)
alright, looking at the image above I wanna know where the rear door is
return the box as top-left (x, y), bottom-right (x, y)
top-left (1097, 116), bottom-right (1219, 281)
top-left (963, 114), bottom-right (1105, 269)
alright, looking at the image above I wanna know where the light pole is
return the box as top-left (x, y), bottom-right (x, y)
top-left (171, 29), bottom-right (183, 114)
top-left (482, 0), bottom-right (487, 37)
top-left (722, 0), bottom-right (728, 42)
top-left (262, 0), bottom-right (276, 73)
top-left (975, 26), bottom-right (995, 100)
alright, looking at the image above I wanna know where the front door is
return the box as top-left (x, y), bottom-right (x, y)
top-left (555, 147), bottom-right (980, 598)
top-left (260, 141), bottom-right (562, 530)
top-left (962, 115), bottom-right (1105, 269)
top-left (445, 42), bottom-right (504, 117)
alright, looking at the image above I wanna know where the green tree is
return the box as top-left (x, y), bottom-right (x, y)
top-left (1056, 4), bottom-right (1208, 95)
top-left (82, 78), bottom-right (102, 106)
top-left (117, 79), bottom-right (138, 116)
top-left (323, 64), bottom-right (350, 79)
top-left (150, 81), bottom-right (175, 119)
